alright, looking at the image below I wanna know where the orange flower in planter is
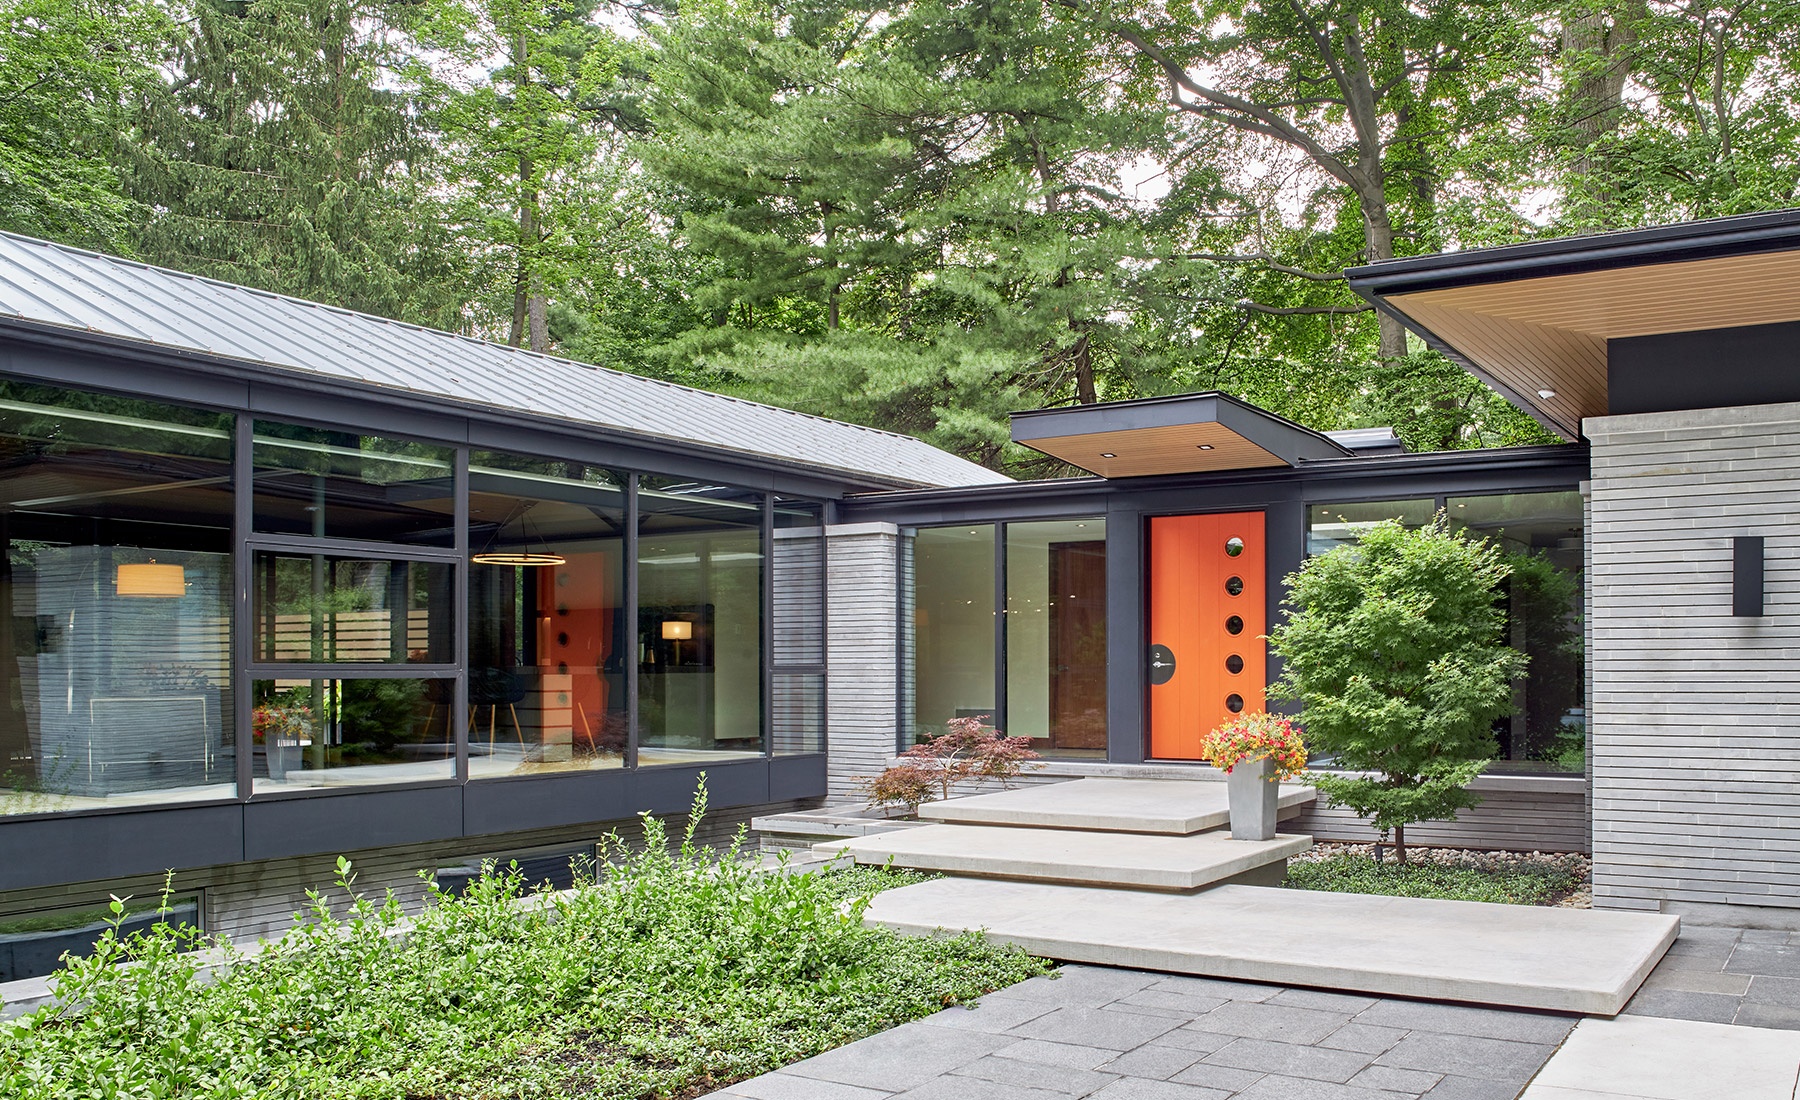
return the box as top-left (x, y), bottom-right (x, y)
top-left (1199, 712), bottom-right (1307, 780)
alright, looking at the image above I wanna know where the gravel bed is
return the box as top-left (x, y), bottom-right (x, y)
top-left (1290, 841), bottom-right (1593, 908)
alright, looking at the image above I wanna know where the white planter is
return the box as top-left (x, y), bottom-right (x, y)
top-left (1226, 757), bottom-right (1279, 840)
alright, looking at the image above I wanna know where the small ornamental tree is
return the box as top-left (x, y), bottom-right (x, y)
top-left (1269, 515), bottom-right (1526, 862)
top-left (859, 716), bottom-right (1042, 811)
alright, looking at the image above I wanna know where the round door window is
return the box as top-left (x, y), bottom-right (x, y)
top-left (1225, 537), bottom-right (1245, 557)
top-left (1225, 654), bottom-right (1244, 674)
top-left (1226, 694), bottom-right (1245, 713)
top-left (1225, 575), bottom-right (1244, 596)
top-left (1225, 615), bottom-right (1244, 635)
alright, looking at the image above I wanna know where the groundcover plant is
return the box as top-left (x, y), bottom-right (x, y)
top-left (0, 787), bottom-right (1046, 1100)
top-left (1285, 848), bottom-right (1585, 906)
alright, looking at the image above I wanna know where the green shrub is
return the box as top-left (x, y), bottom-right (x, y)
top-left (1, 784), bottom-right (1046, 1099)
top-left (1285, 851), bottom-right (1584, 906)
top-left (1270, 515), bottom-right (1527, 861)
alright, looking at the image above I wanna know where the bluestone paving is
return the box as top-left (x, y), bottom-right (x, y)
top-left (1187, 999), bottom-right (1354, 1044)
top-left (951, 1054), bottom-right (1119, 1094)
top-left (1011, 1006), bottom-right (1184, 1049)
top-left (1623, 923), bottom-right (1800, 1029)
top-left (698, 964), bottom-right (1580, 1100)
top-left (1204, 1037), bottom-right (1374, 1082)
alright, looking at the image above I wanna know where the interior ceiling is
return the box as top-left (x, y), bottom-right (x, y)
top-left (1023, 422), bottom-right (1290, 478)
top-left (1386, 249), bottom-right (1800, 438)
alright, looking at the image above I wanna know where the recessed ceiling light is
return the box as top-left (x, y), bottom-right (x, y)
top-left (1197, 444), bottom-right (1215, 451)
top-left (1537, 388), bottom-right (1557, 400)
top-left (1100, 452), bottom-right (1116, 458)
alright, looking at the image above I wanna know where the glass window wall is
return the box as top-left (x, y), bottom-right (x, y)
top-left (252, 552), bottom-right (453, 664)
top-left (1005, 519), bottom-right (1106, 758)
top-left (636, 478), bottom-right (765, 762)
top-left (1450, 491), bottom-right (1586, 772)
top-left (0, 893), bottom-right (201, 982)
top-left (0, 382), bottom-right (235, 816)
top-left (772, 499), bottom-right (825, 755)
top-left (907, 525), bottom-right (997, 743)
top-left (1305, 498), bottom-right (1436, 554)
top-left (253, 422), bottom-right (455, 547)
top-left (251, 677), bottom-right (451, 788)
top-left (466, 453), bottom-right (629, 777)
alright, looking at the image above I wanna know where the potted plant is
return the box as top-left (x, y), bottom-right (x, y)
top-left (1199, 711), bottom-right (1307, 841)
top-left (253, 699), bottom-right (316, 781)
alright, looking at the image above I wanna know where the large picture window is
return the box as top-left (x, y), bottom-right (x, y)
top-left (466, 453), bottom-right (629, 776)
top-left (636, 478), bottom-right (765, 762)
top-left (1006, 519), bottom-right (1106, 757)
top-left (907, 525), bottom-right (996, 742)
top-left (0, 382), bottom-right (235, 816)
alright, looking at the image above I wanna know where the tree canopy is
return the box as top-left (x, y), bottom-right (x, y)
top-left (2, 0), bottom-right (1796, 473)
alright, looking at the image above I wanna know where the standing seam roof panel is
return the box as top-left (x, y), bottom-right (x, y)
top-left (0, 232), bottom-right (1009, 488)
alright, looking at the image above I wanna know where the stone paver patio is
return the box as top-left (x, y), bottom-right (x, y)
top-left (1620, 924), bottom-right (1800, 1030)
top-left (701, 965), bottom-right (1579, 1100)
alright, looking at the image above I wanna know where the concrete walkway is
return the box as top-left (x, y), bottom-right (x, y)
top-left (1521, 1014), bottom-right (1800, 1099)
top-left (699, 964), bottom-right (1580, 1100)
top-left (865, 877), bottom-right (1677, 1014)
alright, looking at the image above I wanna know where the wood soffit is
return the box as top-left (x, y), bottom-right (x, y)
top-left (1386, 249), bottom-right (1800, 438)
top-left (1023, 422), bottom-right (1291, 478)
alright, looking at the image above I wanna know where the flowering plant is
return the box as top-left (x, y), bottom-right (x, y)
top-left (1199, 711), bottom-right (1307, 781)
top-left (252, 702), bottom-right (315, 745)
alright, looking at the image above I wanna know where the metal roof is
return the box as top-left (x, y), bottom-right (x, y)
top-left (0, 231), bottom-right (1009, 490)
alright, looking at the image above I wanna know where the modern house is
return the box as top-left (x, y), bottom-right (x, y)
top-left (1, 207), bottom-right (1797, 983)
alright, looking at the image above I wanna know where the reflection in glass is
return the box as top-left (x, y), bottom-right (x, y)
top-left (907, 525), bottom-right (996, 743)
top-left (1225, 537), bottom-right (1245, 557)
top-left (1226, 694), bottom-right (1244, 713)
top-left (1305, 499), bottom-right (1436, 554)
top-left (253, 422), bottom-right (455, 546)
top-left (0, 894), bottom-right (201, 982)
top-left (1226, 654), bottom-right (1244, 674)
top-left (1450, 491), bottom-right (1585, 772)
top-left (636, 478), bottom-right (765, 762)
top-left (252, 677), bottom-right (450, 789)
top-left (0, 382), bottom-right (235, 816)
top-left (1005, 519), bottom-right (1106, 758)
top-left (252, 553), bottom-right (453, 663)
top-left (1225, 575), bottom-right (1243, 596)
top-left (467, 454), bottom-right (629, 776)
top-left (1225, 615), bottom-right (1243, 635)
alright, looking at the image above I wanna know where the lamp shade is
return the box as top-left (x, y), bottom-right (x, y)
top-left (661, 620), bottom-right (693, 641)
top-left (116, 561), bottom-right (186, 598)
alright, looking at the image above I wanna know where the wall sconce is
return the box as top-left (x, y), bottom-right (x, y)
top-left (116, 560), bottom-right (186, 598)
top-left (1734, 536), bottom-right (1765, 617)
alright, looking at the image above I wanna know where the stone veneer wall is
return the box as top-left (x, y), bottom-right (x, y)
top-left (0, 798), bottom-right (819, 942)
top-left (1586, 400), bottom-right (1800, 914)
top-left (823, 523), bottom-right (902, 801)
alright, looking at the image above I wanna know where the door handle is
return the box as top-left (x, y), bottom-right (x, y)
top-left (1147, 643), bottom-right (1176, 685)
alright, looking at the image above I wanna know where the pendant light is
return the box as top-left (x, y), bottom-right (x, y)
top-left (116, 559), bottom-right (187, 598)
top-left (471, 501), bottom-right (567, 567)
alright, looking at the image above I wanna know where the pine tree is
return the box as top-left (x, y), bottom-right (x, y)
top-left (122, 0), bottom-right (468, 327)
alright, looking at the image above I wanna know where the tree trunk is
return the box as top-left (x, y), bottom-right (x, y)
top-left (1562, 4), bottom-right (1641, 223)
top-left (1393, 823), bottom-right (1407, 864)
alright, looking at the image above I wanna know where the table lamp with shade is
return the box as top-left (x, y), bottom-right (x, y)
top-left (661, 619), bottom-right (692, 665)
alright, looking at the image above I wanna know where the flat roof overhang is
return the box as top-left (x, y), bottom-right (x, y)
top-left (1346, 208), bottom-right (1800, 438)
top-left (1010, 392), bottom-right (1350, 478)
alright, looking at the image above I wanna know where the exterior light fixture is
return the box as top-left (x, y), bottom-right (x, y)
top-left (1197, 444), bottom-right (1215, 451)
top-left (1100, 452), bottom-right (1117, 458)
top-left (116, 560), bottom-right (186, 598)
top-left (1537, 388), bottom-right (1557, 400)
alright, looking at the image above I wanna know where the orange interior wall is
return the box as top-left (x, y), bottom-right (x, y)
top-left (1147, 512), bottom-right (1266, 760)
top-left (536, 551), bottom-right (614, 747)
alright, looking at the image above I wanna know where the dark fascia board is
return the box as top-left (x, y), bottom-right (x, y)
top-left (842, 443), bottom-right (1589, 524)
top-left (1344, 207), bottom-right (1800, 295)
top-left (1010, 391), bottom-right (1351, 465)
top-left (0, 318), bottom-right (924, 496)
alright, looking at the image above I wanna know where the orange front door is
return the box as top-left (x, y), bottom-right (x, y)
top-left (1148, 512), bottom-right (1266, 760)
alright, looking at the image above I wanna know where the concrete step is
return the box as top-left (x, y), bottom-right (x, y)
top-left (916, 776), bottom-right (1315, 835)
top-left (819, 822), bottom-right (1311, 891)
top-left (864, 876), bottom-right (1679, 1016)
